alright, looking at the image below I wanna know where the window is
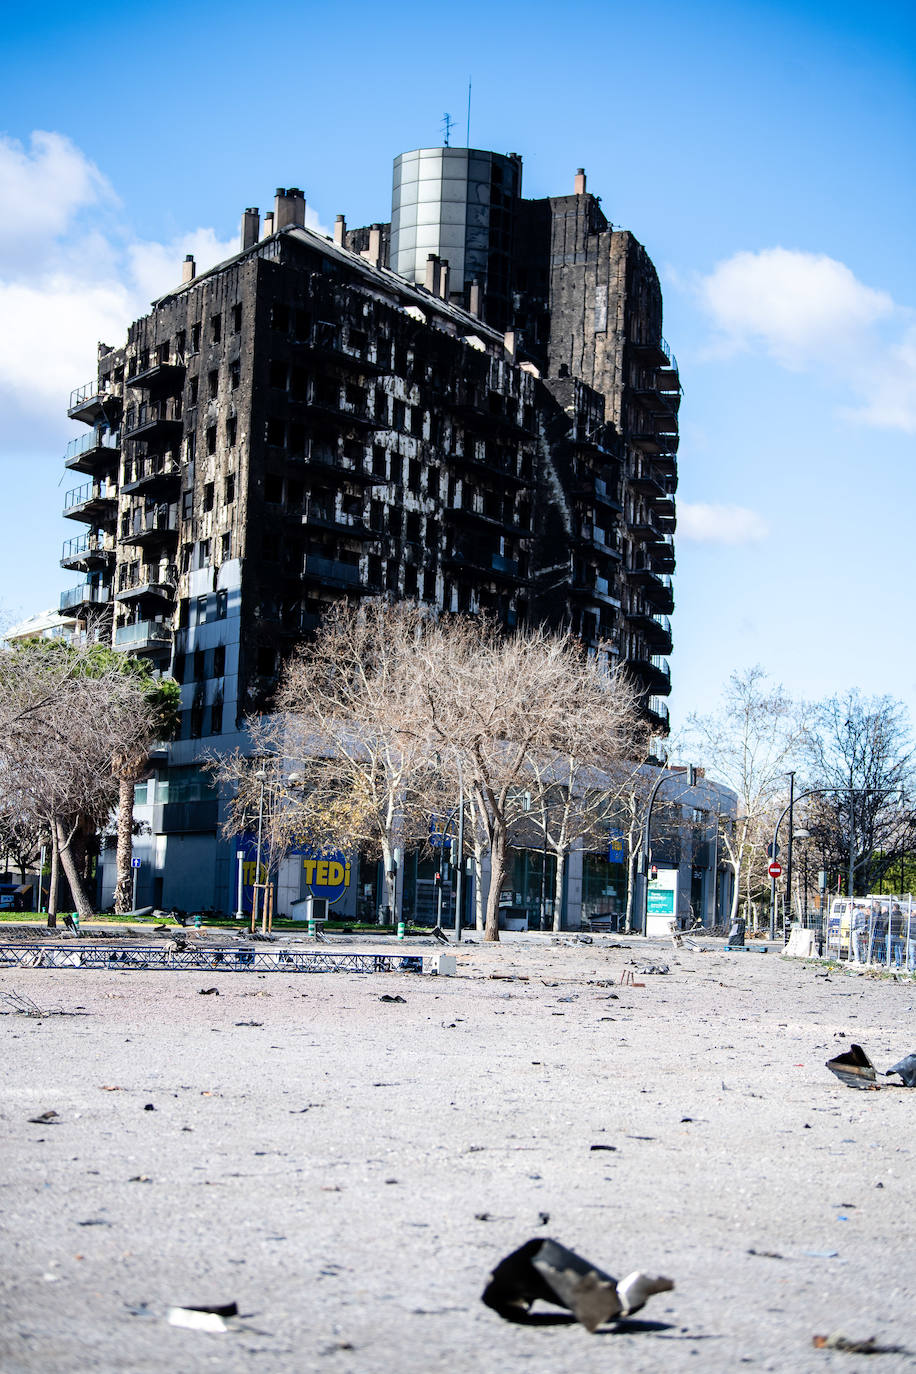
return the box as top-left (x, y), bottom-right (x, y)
top-left (186, 432), bottom-right (196, 465)
top-left (266, 417), bottom-right (285, 447)
top-left (197, 540), bottom-right (210, 570)
top-left (134, 781), bottom-right (149, 805)
top-left (271, 303), bottom-right (289, 333)
top-left (230, 360), bottom-right (240, 390)
top-left (220, 531), bottom-right (231, 561)
top-left (193, 649), bottom-right (206, 680)
top-left (188, 376), bottom-right (199, 405)
top-left (213, 645), bottom-right (226, 677)
top-left (392, 399), bottom-right (406, 431)
top-left (208, 369), bottom-right (218, 400)
top-left (215, 590), bottom-right (227, 620)
top-left (211, 313), bottom-right (221, 343)
top-left (426, 464), bottom-right (439, 496)
top-left (182, 491), bottom-right (193, 520)
top-left (203, 482), bottom-right (214, 513)
top-left (405, 511), bottom-right (420, 542)
top-left (210, 701), bottom-right (223, 735)
top-left (172, 654), bottom-right (185, 684)
top-left (191, 322), bottom-right (201, 353)
top-left (264, 474), bottom-right (283, 504)
top-left (206, 425), bottom-right (216, 455)
top-left (423, 569), bottom-right (437, 601)
top-left (232, 303), bottom-right (242, 333)
top-left (226, 416), bottom-right (237, 447)
top-left (372, 446), bottom-right (387, 478)
top-left (195, 595), bottom-right (207, 624)
top-left (224, 474), bottom-right (235, 504)
top-left (408, 459), bottom-right (421, 493)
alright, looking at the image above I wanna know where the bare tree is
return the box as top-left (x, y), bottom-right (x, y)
top-left (801, 690), bottom-right (915, 896)
top-left (213, 601), bottom-right (438, 921)
top-left (684, 666), bottom-right (805, 924)
top-left (0, 643), bottom-right (163, 923)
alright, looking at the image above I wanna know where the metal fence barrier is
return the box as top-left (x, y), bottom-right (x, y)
top-left (823, 894), bottom-right (915, 971)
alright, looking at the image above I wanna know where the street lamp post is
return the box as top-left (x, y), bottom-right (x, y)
top-left (253, 767), bottom-right (267, 933)
top-left (639, 765), bottom-right (698, 936)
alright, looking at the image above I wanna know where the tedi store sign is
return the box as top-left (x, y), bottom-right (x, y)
top-left (237, 835), bottom-right (352, 908)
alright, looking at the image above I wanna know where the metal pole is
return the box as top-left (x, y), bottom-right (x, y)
top-left (38, 843), bottom-right (46, 913)
top-left (848, 778), bottom-right (855, 901)
top-left (454, 765), bottom-right (464, 943)
top-left (785, 771), bottom-right (795, 928)
top-left (255, 774), bottom-right (266, 929)
top-left (132, 864), bottom-right (138, 912)
top-left (235, 849), bottom-right (245, 920)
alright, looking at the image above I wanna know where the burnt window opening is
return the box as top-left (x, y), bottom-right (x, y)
top-left (191, 322), bottom-right (201, 354)
top-left (264, 474), bottom-right (283, 504)
top-left (271, 303), bottom-right (289, 334)
top-left (232, 303), bottom-right (242, 334)
top-left (210, 314), bottom-right (221, 344)
top-left (208, 369), bottom-right (218, 400)
top-left (408, 459), bottom-right (421, 494)
top-left (230, 360), bottom-right (241, 390)
top-left (206, 425), bottom-right (217, 455)
top-left (193, 649), bottom-right (206, 681)
top-left (172, 653), bottom-right (186, 685)
top-left (210, 700), bottom-right (223, 736)
top-left (226, 416), bottom-right (237, 448)
top-left (188, 376), bottom-right (199, 405)
top-left (181, 491), bottom-right (193, 520)
top-left (215, 590), bottom-right (227, 620)
top-left (213, 644), bottom-right (226, 677)
top-left (266, 417), bottom-right (285, 447)
top-left (203, 482), bottom-right (214, 513)
top-left (224, 474), bottom-right (235, 504)
top-left (220, 531), bottom-right (231, 562)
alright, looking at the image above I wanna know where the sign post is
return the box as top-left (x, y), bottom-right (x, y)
top-left (131, 856), bottom-right (141, 911)
top-left (235, 849), bottom-right (245, 920)
top-left (768, 859), bottom-right (782, 937)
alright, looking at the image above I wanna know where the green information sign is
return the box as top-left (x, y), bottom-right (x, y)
top-left (647, 888), bottom-right (675, 915)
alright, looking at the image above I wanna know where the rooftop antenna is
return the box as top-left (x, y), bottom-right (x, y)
top-left (466, 78), bottom-right (472, 147)
top-left (442, 112), bottom-right (454, 147)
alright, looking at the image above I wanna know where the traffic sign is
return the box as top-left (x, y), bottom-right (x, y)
top-left (131, 858), bottom-right (141, 869)
top-left (768, 860), bottom-right (782, 878)
top-left (766, 842), bottom-right (780, 859)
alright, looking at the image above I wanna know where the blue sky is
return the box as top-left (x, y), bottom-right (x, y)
top-left (1, 0), bottom-right (914, 731)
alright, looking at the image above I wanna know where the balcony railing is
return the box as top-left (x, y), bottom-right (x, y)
top-left (59, 583), bottom-right (110, 612)
top-left (648, 696), bottom-right (670, 726)
top-left (68, 382), bottom-right (121, 422)
top-left (64, 428), bottom-right (120, 473)
top-left (113, 620), bottom-right (172, 653)
top-left (61, 532), bottom-right (116, 564)
top-left (63, 479), bottom-right (116, 514)
top-left (303, 555), bottom-right (361, 586)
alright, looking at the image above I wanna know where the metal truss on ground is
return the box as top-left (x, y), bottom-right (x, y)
top-left (0, 944), bottom-right (424, 975)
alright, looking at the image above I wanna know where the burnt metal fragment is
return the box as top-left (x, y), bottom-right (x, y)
top-left (825, 1044), bottom-right (878, 1089)
top-left (885, 1052), bottom-right (916, 1087)
top-left (482, 1238), bottom-right (673, 1333)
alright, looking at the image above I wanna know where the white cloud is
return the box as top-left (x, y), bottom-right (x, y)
top-left (0, 131), bottom-right (322, 454)
top-left (695, 247), bottom-right (916, 432)
top-left (678, 502), bottom-right (769, 545)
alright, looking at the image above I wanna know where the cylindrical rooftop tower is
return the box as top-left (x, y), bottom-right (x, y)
top-left (390, 147), bottom-right (521, 330)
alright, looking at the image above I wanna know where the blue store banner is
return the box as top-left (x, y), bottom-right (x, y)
top-left (236, 834), bottom-right (352, 910)
top-left (607, 828), bottom-right (625, 864)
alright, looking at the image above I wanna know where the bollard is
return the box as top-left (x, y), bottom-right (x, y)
top-left (73, 912), bottom-right (80, 933)
top-left (308, 916), bottom-right (316, 939)
top-left (194, 911), bottom-right (202, 930)
top-left (397, 921), bottom-right (406, 941)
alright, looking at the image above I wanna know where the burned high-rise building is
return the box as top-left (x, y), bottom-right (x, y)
top-left (58, 152), bottom-right (679, 917)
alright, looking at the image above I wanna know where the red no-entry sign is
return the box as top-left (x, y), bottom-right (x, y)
top-left (768, 860), bottom-right (783, 878)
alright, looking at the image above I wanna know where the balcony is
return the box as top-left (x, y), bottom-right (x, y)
top-left (300, 501), bottom-right (381, 540)
top-left (119, 505), bottom-right (180, 548)
top-left (444, 503), bottom-right (519, 536)
top-left (444, 549), bottom-right (522, 583)
top-left (627, 566), bottom-right (674, 613)
top-left (60, 531), bottom-right (116, 571)
top-left (64, 428), bottom-right (120, 476)
top-left (115, 577), bottom-right (175, 606)
top-left (121, 455), bottom-right (182, 498)
top-left (290, 442), bottom-right (381, 486)
top-left (628, 336), bottom-right (672, 370)
top-left (123, 400), bottom-right (184, 443)
top-left (126, 355), bottom-right (186, 393)
top-left (447, 446), bottom-right (533, 489)
top-left (650, 532), bottom-right (676, 572)
top-left (113, 619), bottom-right (173, 655)
top-left (570, 568), bottom-right (621, 607)
top-left (302, 554), bottom-right (363, 590)
top-left (68, 381), bottom-right (122, 427)
top-left (63, 479), bottom-right (117, 525)
top-left (628, 653), bottom-right (671, 694)
top-left (59, 583), bottom-right (110, 614)
top-left (630, 469), bottom-right (666, 500)
top-left (592, 476), bottom-right (622, 512)
top-left (647, 696), bottom-right (670, 730)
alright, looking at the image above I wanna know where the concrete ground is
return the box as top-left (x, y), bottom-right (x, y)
top-left (1, 930), bottom-right (914, 1373)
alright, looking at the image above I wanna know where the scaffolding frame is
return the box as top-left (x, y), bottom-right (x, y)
top-left (0, 944), bottom-right (424, 975)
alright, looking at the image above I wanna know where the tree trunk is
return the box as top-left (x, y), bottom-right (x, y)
top-left (472, 847), bottom-right (485, 932)
top-left (55, 817), bottom-right (95, 921)
top-left (484, 825), bottom-right (508, 942)
top-left (729, 860), bottom-right (741, 924)
top-left (114, 775), bottom-right (135, 913)
top-left (47, 827), bottom-right (59, 928)
top-left (552, 848), bottom-right (566, 933)
top-left (380, 836), bottom-right (396, 926)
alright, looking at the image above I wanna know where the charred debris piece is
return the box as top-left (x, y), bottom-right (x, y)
top-left (826, 1044), bottom-right (916, 1090)
top-left (482, 1238), bottom-right (673, 1332)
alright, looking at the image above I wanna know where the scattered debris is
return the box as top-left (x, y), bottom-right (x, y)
top-left (589, 1144), bottom-right (617, 1152)
top-left (100, 1085), bottom-right (124, 1091)
top-left (619, 970), bottom-right (645, 988)
top-left (198, 988), bottom-right (220, 996)
top-left (637, 964), bottom-right (669, 976)
top-left (379, 994), bottom-right (406, 1004)
top-left (826, 1044), bottom-right (878, 1089)
top-left (482, 1238), bottom-right (673, 1332)
top-left (431, 926), bottom-right (450, 944)
top-left (489, 974), bottom-right (529, 982)
top-left (167, 1301), bottom-right (238, 1333)
top-left (885, 1053), bottom-right (916, 1087)
top-left (78, 1218), bottom-right (112, 1227)
top-left (812, 1332), bottom-right (907, 1355)
top-left (747, 1248), bottom-right (785, 1260)
top-left (143, 1103), bottom-right (155, 1111)
top-left (28, 1110), bottom-right (60, 1125)
top-left (537, 1212), bottom-right (550, 1226)
top-left (2, 991), bottom-right (72, 1018)
top-left (233, 1020), bottom-right (263, 1027)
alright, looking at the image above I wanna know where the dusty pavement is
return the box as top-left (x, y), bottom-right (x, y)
top-left (1, 932), bottom-right (914, 1374)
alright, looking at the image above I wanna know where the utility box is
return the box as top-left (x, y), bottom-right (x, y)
top-left (291, 895), bottom-right (329, 923)
top-left (430, 953), bottom-right (457, 976)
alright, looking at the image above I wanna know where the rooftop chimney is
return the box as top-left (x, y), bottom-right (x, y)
top-left (467, 280), bottom-right (482, 318)
top-left (368, 223), bottom-right (382, 265)
top-left (503, 330), bottom-right (516, 356)
top-left (274, 186), bottom-right (306, 230)
top-left (241, 207), bottom-right (260, 251)
top-left (425, 254), bottom-right (439, 293)
top-left (334, 214), bottom-right (346, 247)
top-left (438, 259), bottom-right (450, 300)
top-left (574, 168), bottom-right (586, 195)
top-left (182, 254), bottom-right (196, 283)
top-left (262, 211), bottom-right (275, 237)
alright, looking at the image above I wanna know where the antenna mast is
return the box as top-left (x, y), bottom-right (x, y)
top-left (442, 112), bottom-right (453, 147)
top-left (466, 78), bottom-right (472, 146)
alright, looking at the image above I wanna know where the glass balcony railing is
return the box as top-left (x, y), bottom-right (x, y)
top-left (65, 429), bottom-right (119, 463)
top-left (59, 583), bottom-right (110, 612)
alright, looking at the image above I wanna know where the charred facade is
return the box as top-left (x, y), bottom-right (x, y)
top-left (58, 157), bottom-right (679, 912)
